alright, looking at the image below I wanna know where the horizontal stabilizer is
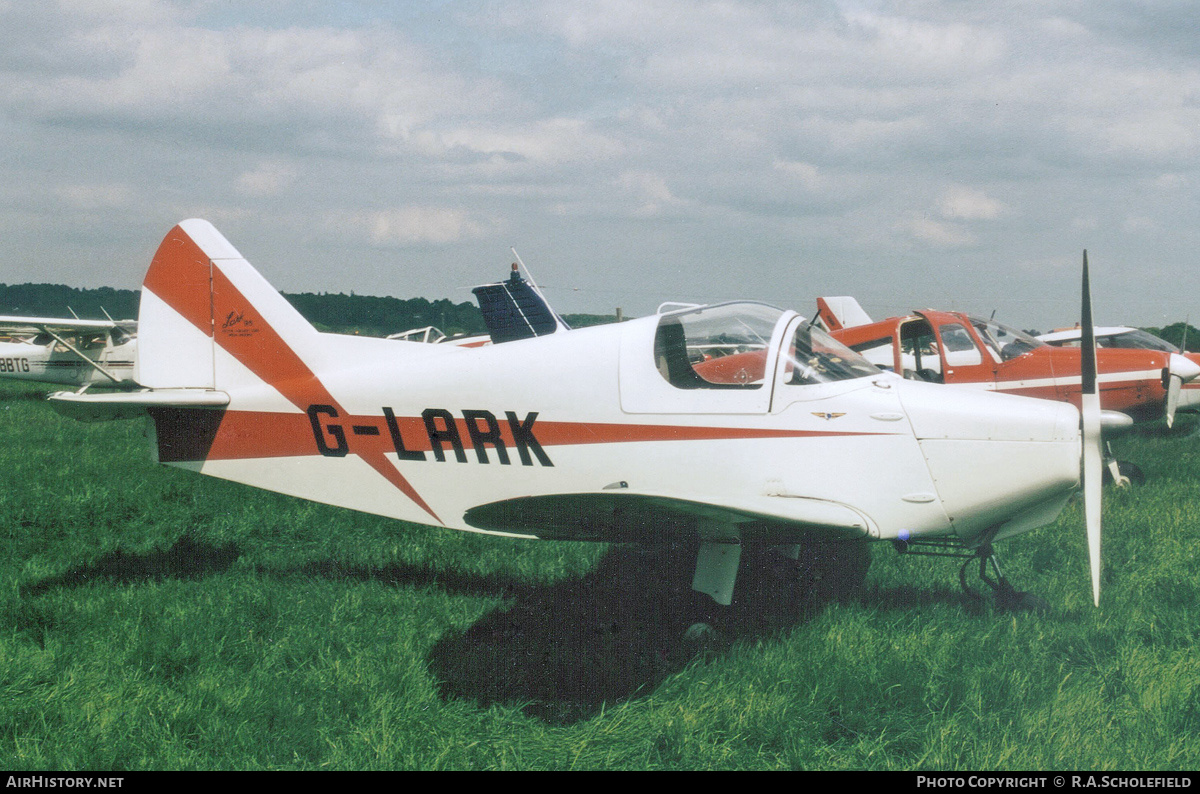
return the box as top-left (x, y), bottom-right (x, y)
top-left (48, 388), bottom-right (229, 422)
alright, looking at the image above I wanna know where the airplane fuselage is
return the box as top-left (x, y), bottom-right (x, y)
top-left (48, 219), bottom-right (1101, 606)
top-left (142, 310), bottom-right (1082, 551)
top-left (832, 310), bottom-right (1186, 422)
top-left (0, 337), bottom-right (137, 387)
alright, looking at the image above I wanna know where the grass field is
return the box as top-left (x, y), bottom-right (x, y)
top-left (2, 379), bottom-right (1198, 770)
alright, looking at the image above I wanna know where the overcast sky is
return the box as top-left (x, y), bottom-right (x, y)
top-left (1, 1), bottom-right (1197, 331)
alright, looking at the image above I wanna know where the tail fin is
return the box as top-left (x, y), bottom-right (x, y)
top-left (471, 263), bottom-right (570, 344)
top-left (136, 219), bottom-right (321, 394)
top-left (814, 296), bottom-right (873, 332)
top-left (54, 219), bottom-right (447, 527)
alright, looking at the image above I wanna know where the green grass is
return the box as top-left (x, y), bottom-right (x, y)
top-left (1, 380), bottom-right (1198, 770)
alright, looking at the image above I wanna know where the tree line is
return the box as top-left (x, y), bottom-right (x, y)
top-left (8, 282), bottom-right (1190, 348)
top-left (0, 283), bottom-right (619, 338)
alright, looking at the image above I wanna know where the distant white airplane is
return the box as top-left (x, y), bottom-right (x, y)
top-left (0, 315), bottom-right (137, 388)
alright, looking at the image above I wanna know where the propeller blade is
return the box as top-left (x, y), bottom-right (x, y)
top-left (1080, 251), bottom-right (1103, 607)
top-left (1167, 374), bottom-right (1182, 429)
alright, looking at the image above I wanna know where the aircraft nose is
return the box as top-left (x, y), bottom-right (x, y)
top-left (1168, 352), bottom-right (1200, 383)
top-left (897, 378), bottom-right (1079, 444)
top-left (895, 380), bottom-right (1081, 541)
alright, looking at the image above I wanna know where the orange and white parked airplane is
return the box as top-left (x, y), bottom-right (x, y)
top-left (49, 220), bottom-right (1112, 610)
top-left (816, 298), bottom-right (1200, 428)
top-left (1037, 325), bottom-right (1200, 419)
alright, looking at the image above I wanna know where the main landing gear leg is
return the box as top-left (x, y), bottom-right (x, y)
top-left (691, 540), bottom-right (741, 606)
top-left (683, 538), bottom-right (742, 644)
top-left (1103, 443), bottom-right (1145, 488)
top-left (959, 544), bottom-right (1049, 613)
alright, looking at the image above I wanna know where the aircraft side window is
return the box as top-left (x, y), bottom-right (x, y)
top-left (652, 304), bottom-right (781, 390)
top-left (970, 317), bottom-right (1046, 361)
top-left (1109, 329), bottom-right (1179, 352)
top-left (938, 323), bottom-right (983, 366)
top-left (654, 319), bottom-right (707, 389)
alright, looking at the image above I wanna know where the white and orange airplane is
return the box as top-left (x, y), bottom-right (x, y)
top-left (1037, 325), bottom-right (1200, 420)
top-left (49, 220), bottom-right (1110, 610)
top-left (0, 315), bottom-right (137, 388)
top-left (815, 298), bottom-right (1200, 430)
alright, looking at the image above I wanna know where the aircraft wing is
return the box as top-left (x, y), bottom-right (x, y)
top-left (0, 315), bottom-right (132, 335)
top-left (462, 491), bottom-right (873, 543)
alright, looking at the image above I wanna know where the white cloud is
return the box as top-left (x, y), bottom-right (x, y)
top-left (900, 214), bottom-right (976, 247)
top-left (56, 183), bottom-right (134, 209)
top-left (407, 118), bottom-right (623, 165)
top-left (1121, 215), bottom-right (1158, 234)
top-left (938, 185), bottom-right (1007, 221)
top-left (614, 170), bottom-right (679, 217)
top-left (356, 207), bottom-right (497, 246)
top-left (773, 160), bottom-right (824, 190)
top-left (236, 161), bottom-right (297, 197)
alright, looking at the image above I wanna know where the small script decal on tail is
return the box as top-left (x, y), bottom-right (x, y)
top-left (306, 406), bottom-right (555, 467)
top-left (220, 310), bottom-right (258, 338)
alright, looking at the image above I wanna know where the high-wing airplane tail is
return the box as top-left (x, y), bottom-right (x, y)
top-left (471, 263), bottom-right (570, 344)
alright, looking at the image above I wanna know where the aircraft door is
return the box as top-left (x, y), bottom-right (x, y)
top-left (926, 316), bottom-right (997, 386)
top-left (898, 318), bottom-right (942, 382)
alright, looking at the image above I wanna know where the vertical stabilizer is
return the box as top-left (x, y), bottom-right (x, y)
top-left (135, 219), bottom-right (320, 392)
top-left (472, 264), bottom-right (570, 344)
top-left (815, 296), bottom-right (873, 332)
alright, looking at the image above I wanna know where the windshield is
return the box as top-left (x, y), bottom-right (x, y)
top-left (970, 317), bottom-right (1045, 361)
top-left (1102, 329), bottom-right (1179, 352)
top-left (786, 323), bottom-right (880, 385)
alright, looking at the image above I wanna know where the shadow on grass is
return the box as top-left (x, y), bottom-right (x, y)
top-left (424, 542), bottom-right (879, 725)
top-left (1129, 415), bottom-right (1198, 440)
top-left (22, 534), bottom-right (240, 596)
top-left (21, 534), bottom-right (972, 725)
top-left (423, 546), bottom-right (992, 724)
top-left (857, 582), bottom-right (974, 612)
top-left (256, 541), bottom-right (882, 725)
